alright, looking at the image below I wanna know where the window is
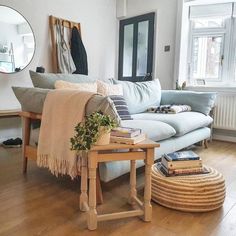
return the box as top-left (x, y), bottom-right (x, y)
top-left (118, 13), bottom-right (155, 82)
top-left (188, 2), bottom-right (236, 86)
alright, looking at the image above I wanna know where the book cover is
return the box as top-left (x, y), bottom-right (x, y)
top-left (111, 127), bottom-right (141, 138)
top-left (110, 133), bottom-right (146, 145)
top-left (164, 151), bottom-right (199, 161)
top-left (161, 156), bottom-right (202, 170)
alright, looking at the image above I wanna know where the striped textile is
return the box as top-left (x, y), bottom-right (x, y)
top-left (109, 95), bottom-right (132, 120)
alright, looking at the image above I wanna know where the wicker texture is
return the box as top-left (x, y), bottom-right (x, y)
top-left (151, 165), bottom-right (226, 212)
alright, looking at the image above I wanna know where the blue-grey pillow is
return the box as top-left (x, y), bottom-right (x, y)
top-left (161, 90), bottom-right (217, 115)
top-left (111, 79), bottom-right (161, 114)
top-left (30, 70), bottom-right (96, 89)
top-left (109, 95), bottom-right (132, 120)
top-left (12, 86), bottom-right (51, 114)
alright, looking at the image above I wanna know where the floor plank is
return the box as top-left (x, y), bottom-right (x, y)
top-left (0, 141), bottom-right (236, 236)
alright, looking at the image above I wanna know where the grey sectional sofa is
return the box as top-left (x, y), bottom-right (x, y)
top-left (13, 71), bottom-right (216, 183)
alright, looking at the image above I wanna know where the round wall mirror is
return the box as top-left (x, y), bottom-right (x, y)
top-left (0, 6), bottom-right (35, 74)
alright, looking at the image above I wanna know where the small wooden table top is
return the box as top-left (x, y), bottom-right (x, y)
top-left (80, 138), bottom-right (160, 230)
top-left (91, 139), bottom-right (160, 151)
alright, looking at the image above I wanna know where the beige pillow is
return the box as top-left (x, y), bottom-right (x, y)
top-left (55, 80), bottom-right (97, 92)
top-left (97, 80), bottom-right (123, 96)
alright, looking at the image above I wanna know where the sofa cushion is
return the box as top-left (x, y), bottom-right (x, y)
top-left (111, 79), bottom-right (161, 114)
top-left (109, 95), bottom-right (132, 120)
top-left (120, 120), bottom-right (176, 141)
top-left (12, 86), bottom-right (121, 125)
top-left (30, 70), bottom-right (96, 89)
top-left (161, 90), bottom-right (216, 115)
top-left (54, 80), bottom-right (97, 92)
top-left (132, 112), bottom-right (213, 136)
top-left (12, 86), bottom-right (51, 114)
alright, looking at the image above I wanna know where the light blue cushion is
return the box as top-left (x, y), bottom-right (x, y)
top-left (30, 70), bottom-right (96, 89)
top-left (161, 90), bottom-right (216, 115)
top-left (111, 79), bottom-right (161, 114)
top-left (132, 112), bottom-right (213, 136)
top-left (121, 119), bottom-right (176, 141)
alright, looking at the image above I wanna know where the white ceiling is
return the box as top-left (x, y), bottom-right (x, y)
top-left (0, 6), bottom-right (26, 24)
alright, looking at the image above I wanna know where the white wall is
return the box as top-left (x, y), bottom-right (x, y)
top-left (124, 0), bottom-right (178, 89)
top-left (0, 0), bottom-right (117, 111)
top-left (0, 0), bottom-right (117, 140)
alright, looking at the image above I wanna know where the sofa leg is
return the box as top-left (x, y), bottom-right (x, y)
top-left (204, 139), bottom-right (208, 149)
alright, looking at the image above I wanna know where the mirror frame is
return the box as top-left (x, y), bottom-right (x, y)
top-left (0, 5), bottom-right (36, 74)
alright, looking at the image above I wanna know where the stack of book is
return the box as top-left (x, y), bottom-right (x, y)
top-left (110, 127), bottom-right (146, 144)
top-left (158, 150), bottom-right (208, 177)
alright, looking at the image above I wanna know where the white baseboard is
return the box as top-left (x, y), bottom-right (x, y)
top-left (213, 134), bottom-right (236, 143)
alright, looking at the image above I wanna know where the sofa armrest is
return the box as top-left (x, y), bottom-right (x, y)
top-left (161, 90), bottom-right (217, 115)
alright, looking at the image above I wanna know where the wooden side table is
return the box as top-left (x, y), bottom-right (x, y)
top-left (79, 139), bottom-right (160, 230)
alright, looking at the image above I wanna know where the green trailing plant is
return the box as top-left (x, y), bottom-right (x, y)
top-left (70, 111), bottom-right (118, 152)
top-left (176, 81), bottom-right (186, 90)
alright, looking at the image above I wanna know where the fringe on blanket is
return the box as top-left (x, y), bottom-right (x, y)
top-left (37, 153), bottom-right (86, 179)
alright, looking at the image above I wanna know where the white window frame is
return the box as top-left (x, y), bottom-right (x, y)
top-left (188, 17), bottom-right (233, 86)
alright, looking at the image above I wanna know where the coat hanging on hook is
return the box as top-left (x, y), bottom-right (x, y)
top-left (71, 26), bottom-right (88, 75)
top-left (56, 20), bottom-right (76, 74)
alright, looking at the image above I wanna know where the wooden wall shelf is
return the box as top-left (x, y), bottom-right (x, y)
top-left (0, 109), bottom-right (21, 118)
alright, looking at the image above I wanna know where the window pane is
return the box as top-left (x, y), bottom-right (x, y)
top-left (192, 36), bottom-right (222, 80)
top-left (123, 24), bottom-right (134, 77)
top-left (137, 21), bottom-right (149, 76)
top-left (193, 17), bottom-right (224, 29)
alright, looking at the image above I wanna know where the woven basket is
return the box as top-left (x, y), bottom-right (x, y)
top-left (151, 165), bottom-right (226, 212)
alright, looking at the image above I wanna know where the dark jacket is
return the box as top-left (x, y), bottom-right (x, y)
top-left (71, 26), bottom-right (88, 75)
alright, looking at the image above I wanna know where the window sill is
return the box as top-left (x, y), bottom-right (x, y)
top-left (186, 85), bottom-right (236, 93)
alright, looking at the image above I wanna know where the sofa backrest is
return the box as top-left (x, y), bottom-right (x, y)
top-left (111, 79), bottom-right (162, 114)
top-left (161, 90), bottom-right (217, 115)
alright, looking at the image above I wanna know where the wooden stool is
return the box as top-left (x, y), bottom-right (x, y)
top-left (79, 139), bottom-right (160, 230)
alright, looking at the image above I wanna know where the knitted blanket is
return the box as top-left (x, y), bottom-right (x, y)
top-left (37, 89), bottom-right (94, 179)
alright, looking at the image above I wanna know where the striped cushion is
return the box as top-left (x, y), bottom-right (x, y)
top-left (109, 95), bottom-right (132, 120)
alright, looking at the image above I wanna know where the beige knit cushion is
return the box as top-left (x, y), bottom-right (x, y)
top-left (97, 80), bottom-right (123, 96)
top-left (55, 80), bottom-right (97, 92)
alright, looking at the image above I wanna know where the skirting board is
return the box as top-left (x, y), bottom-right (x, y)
top-left (213, 134), bottom-right (236, 143)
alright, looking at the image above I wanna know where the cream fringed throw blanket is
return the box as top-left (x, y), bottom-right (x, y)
top-left (37, 89), bottom-right (94, 179)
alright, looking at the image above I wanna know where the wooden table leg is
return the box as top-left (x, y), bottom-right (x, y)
top-left (22, 116), bottom-right (31, 174)
top-left (128, 159), bottom-right (137, 205)
top-left (87, 151), bottom-right (98, 230)
top-left (80, 154), bottom-right (88, 211)
top-left (143, 148), bottom-right (154, 222)
top-left (96, 167), bottom-right (103, 205)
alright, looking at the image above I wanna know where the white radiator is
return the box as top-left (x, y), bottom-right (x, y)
top-left (213, 92), bottom-right (236, 131)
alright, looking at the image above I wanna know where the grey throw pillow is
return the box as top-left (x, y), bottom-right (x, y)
top-left (86, 95), bottom-right (121, 124)
top-left (12, 86), bottom-right (51, 114)
top-left (29, 70), bottom-right (96, 89)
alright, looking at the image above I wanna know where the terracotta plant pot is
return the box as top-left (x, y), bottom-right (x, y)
top-left (95, 127), bottom-right (111, 145)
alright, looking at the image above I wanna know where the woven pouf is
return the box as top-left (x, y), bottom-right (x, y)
top-left (151, 164), bottom-right (226, 212)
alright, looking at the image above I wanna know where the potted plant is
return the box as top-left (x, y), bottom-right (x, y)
top-left (70, 112), bottom-right (118, 153)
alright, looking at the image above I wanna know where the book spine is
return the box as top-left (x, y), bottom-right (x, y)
top-left (110, 132), bottom-right (131, 138)
top-left (162, 157), bottom-right (202, 169)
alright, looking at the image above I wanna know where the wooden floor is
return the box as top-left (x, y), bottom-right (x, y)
top-left (0, 141), bottom-right (236, 236)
